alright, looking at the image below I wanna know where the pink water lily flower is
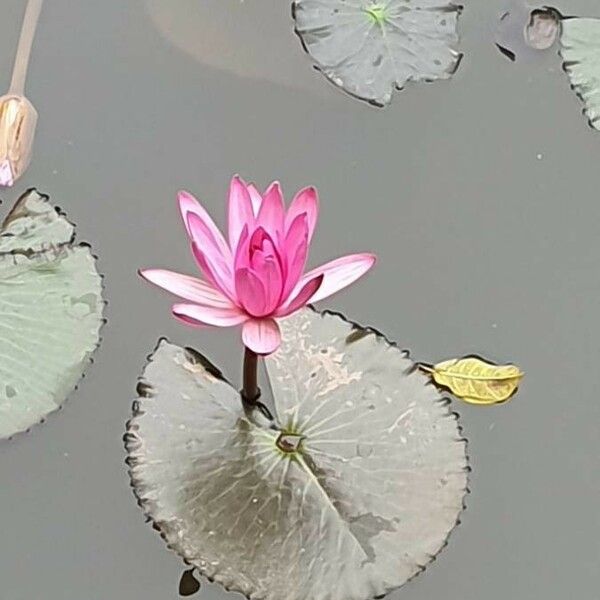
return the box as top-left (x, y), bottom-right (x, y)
top-left (140, 176), bottom-right (376, 355)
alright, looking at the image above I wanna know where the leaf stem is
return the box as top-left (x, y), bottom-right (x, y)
top-left (9, 0), bottom-right (45, 96)
top-left (242, 346), bottom-right (260, 404)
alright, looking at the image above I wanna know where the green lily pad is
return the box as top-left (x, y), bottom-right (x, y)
top-left (560, 17), bottom-right (600, 130)
top-left (0, 189), bottom-right (104, 439)
top-left (293, 0), bottom-right (463, 106)
top-left (126, 309), bottom-right (468, 600)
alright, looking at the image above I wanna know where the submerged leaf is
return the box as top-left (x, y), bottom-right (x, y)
top-left (560, 17), bottom-right (600, 130)
top-left (126, 309), bottom-right (468, 600)
top-left (0, 190), bottom-right (103, 439)
top-left (293, 0), bottom-right (463, 106)
top-left (423, 357), bottom-right (524, 405)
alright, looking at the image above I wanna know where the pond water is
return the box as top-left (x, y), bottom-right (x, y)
top-left (0, 0), bottom-right (599, 599)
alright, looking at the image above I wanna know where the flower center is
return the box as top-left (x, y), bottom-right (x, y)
top-left (276, 432), bottom-right (305, 454)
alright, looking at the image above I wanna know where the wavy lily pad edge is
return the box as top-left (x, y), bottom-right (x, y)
top-left (0, 188), bottom-right (107, 442)
top-left (124, 307), bottom-right (470, 599)
top-left (558, 15), bottom-right (600, 132)
top-left (291, 2), bottom-right (465, 108)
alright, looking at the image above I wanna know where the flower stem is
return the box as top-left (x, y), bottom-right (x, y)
top-left (242, 346), bottom-right (260, 404)
top-left (9, 0), bottom-right (45, 96)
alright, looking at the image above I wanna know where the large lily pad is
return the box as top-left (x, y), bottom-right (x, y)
top-left (293, 0), bottom-right (463, 106)
top-left (0, 189), bottom-right (104, 439)
top-left (126, 309), bottom-right (468, 600)
top-left (560, 17), bottom-right (600, 130)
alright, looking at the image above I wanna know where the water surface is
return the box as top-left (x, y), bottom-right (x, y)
top-left (0, 1), bottom-right (599, 598)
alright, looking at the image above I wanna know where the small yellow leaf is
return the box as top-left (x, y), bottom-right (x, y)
top-left (421, 357), bottom-right (524, 405)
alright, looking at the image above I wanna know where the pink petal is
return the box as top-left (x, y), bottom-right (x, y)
top-left (281, 213), bottom-right (309, 299)
top-left (251, 250), bottom-right (284, 313)
top-left (186, 211), bottom-right (232, 263)
top-left (295, 253), bottom-right (376, 303)
top-left (243, 228), bottom-right (284, 311)
top-left (242, 318), bottom-right (281, 355)
top-left (234, 225), bottom-right (251, 273)
top-left (235, 268), bottom-right (268, 316)
top-left (228, 176), bottom-right (255, 252)
top-left (178, 191), bottom-right (231, 260)
top-left (256, 182), bottom-right (285, 236)
top-left (285, 186), bottom-right (319, 243)
top-left (190, 243), bottom-right (219, 290)
top-left (172, 303), bottom-right (248, 327)
top-left (247, 183), bottom-right (263, 216)
top-left (139, 269), bottom-right (233, 307)
top-left (191, 242), bottom-right (236, 300)
top-left (276, 274), bottom-right (323, 317)
top-left (188, 212), bottom-right (234, 297)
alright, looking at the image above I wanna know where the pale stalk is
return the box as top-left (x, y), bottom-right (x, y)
top-left (0, 0), bottom-right (43, 186)
top-left (9, 0), bottom-right (45, 96)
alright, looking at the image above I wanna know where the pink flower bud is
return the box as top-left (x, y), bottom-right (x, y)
top-left (0, 95), bottom-right (37, 187)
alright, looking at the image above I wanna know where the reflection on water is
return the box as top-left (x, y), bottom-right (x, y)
top-left (144, 0), bottom-right (329, 99)
top-left (144, 0), bottom-right (463, 108)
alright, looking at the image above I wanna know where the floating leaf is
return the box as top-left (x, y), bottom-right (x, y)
top-left (525, 8), bottom-right (561, 50)
top-left (126, 309), bottom-right (468, 600)
top-left (293, 0), bottom-right (463, 106)
top-left (495, 2), bottom-right (561, 62)
top-left (0, 189), bottom-right (104, 439)
top-left (560, 17), bottom-right (600, 130)
top-left (422, 357), bottom-right (524, 405)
